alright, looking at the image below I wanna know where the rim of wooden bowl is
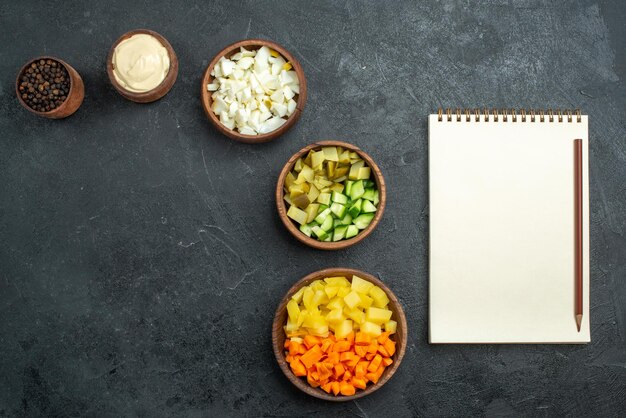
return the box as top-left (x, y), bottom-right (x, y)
top-left (275, 140), bottom-right (386, 250)
top-left (15, 56), bottom-right (84, 119)
top-left (106, 29), bottom-right (179, 103)
top-left (272, 267), bottom-right (407, 401)
top-left (200, 39), bottom-right (307, 144)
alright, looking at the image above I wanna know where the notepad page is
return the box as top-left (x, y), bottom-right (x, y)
top-left (428, 114), bottom-right (590, 343)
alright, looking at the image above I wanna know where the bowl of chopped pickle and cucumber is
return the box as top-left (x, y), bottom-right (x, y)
top-left (276, 141), bottom-right (386, 250)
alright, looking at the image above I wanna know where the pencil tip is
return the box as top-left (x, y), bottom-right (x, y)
top-left (576, 314), bottom-right (582, 332)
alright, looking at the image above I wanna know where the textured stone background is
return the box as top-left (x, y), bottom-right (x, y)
top-left (1, 0), bottom-right (625, 416)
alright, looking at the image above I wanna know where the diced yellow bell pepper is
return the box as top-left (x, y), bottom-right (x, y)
top-left (335, 319), bottom-right (353, 339)
top-left (343, 290), bottom-right (361, 309)
top-left (351, 275), bottom-right (374, 294)
top-left (385, 320), bottom-right (397, 334)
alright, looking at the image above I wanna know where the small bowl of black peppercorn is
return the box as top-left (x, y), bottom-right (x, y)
top-left (15, 56), bottom-right (84, 119)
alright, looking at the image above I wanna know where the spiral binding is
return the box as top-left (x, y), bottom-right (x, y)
top-left (437, 108), bottom-right (582, 123)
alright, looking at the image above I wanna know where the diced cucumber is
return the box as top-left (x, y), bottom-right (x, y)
top-left (323, 235), bottom-right (332, 242)
top-left (333, 219), bottom-right (343, 228)
top-left (363, 180), bottom-right (375, 188)
top-left (331, 191), bottom-right (348, 205)
top-left (320, 215), bottom-right (334, 232)
top-left (317, 192), bottom-right (331, 205)
top-left (353, 213), bottom-right (375, 229)
top-left (349, 180), bottom-right (365, 200)
top-left (348, 199), bottom-right (362, 218)
top-left (345, 224), bottom-right (359, 239)
top-left (318, 204), bottom-right (329, 213)
top-left (340, 213), bottom-right (353, 225)
top-left (311, 226), bottom-right (328, 240)
top-left (333, 226), bottom-right (348, 241)
top-left (361, 200), bottom-right (377, 213)
top-left (362, 188), bottom-right (376, 202)
top-left (373, 190), bottom-right (380, 206)
top-left (330, 202), bottom-right (347, 218)
top-left (299, 223), bottom-right (313, 237)
top-left (345, 180), bottom-right (354, 196)
top-left (314, 208), bottom-right (331, 224)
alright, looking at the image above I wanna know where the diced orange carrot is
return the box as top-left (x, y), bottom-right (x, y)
top-left (374, 364), bottom-right (385, 380)
top-left (304, 335), bottom-right (321, 349)
top-left (290, 358), bottom-right (307, 377)
top-left (383, 339), bottom-right (396, 357)
top-left (300, 345), bottom-right (324, 369)
top-left (317, 363), bottom-right (333, 381)
top-left (334, 363), bottom-right (345, 378)
top-left (366, 372), bottom-right (379, 384)
top-left (355, 363), bottom-right (367, 378)
top-left (367, 354), bottom-right (383, 372)
top-left (340, 381), bottom-right (355, 396)
top-left (327, 352), bottom-right (340, 364)
top-left (321, 339), bottom-right (333, 353)
top-left (307, 373), bottom-right (320, 388)
top-left (285, 324), bottom-right (396, 396)
top-left (289, 341), bottom-right (301, 356)
top-left (352, 377), bottom-right (367, 390)
top-left (354, 345), bottom-right (368, 357)
top-left (345, 355), bottom-right (360, 369)
top-left (377, 332), bottom-right (390, 344)
top-left (377, 345), bottom-right (390, 357)
top-left (332, 341), bottom-right (351, 353)
top-left (355, 332), bottom-right (371, 346)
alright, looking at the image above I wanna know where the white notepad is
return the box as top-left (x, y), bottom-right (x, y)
top-left (429, 110), bottom-right (590, 344)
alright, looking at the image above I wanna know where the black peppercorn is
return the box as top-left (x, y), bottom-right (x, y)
top-left (18, 58), bottom-right (71, 112)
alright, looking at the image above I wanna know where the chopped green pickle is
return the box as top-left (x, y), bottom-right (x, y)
top-left (284, 145), bottom-right (380, 241)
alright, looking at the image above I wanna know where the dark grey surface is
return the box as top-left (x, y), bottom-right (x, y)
top-left (1, 0), bottom-right (625, 416)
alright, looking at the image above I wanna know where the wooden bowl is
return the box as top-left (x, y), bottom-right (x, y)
top-left (201, 39), bottom-right (307, 144)
top-left (106, 29), bottom-right (178, 103)
top-left (276, 140), bottom-right (386, 250)
top-left (272, 268), bottom-right (407, 401)
top-left (15, 56), bottom-right (84, 119)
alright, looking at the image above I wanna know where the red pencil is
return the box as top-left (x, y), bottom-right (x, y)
top-left (574, 139), bottom-right (583, 332)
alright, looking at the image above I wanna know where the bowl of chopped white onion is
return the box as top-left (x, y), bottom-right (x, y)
top-left (201, 39), bottom-right (307, 143)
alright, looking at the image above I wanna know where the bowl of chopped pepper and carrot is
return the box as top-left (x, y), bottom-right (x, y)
top-left (272, 268), bottom-right (407, 401)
